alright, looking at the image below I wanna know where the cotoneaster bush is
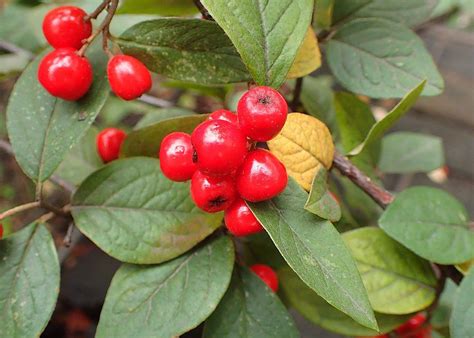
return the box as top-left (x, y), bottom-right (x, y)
top-left (0, 1), bottom-right (473, 338)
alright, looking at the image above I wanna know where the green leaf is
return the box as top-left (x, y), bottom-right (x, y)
top-left (241, 232), bottom-right (288, 270)
top-left (203, 266), bottom-right (299, 338)
top-left (327, 18), bottom-right (443, 98)
top-left (249, 178), bottom-right (378, 331)
top-left (348, 81), bottom-right (425, 156)
top-left (432, 280), bottom-right (458, 330)
top-left (278, 267), bottom-right (411, 336)
top-left (305, 168), bottom-right (341, 222)
top-left (96, 236), bottom-right (234, 338)
top-left (201, 0), bottom-right (314, 88)
top-left (121, 114), bottom-right (208, 158)
top-left (378, 132), bottom-right (445, 173)
top-left (117, 0), bottom-right (198, 15)
top-left (55, 127), bottom-right (103, 186)
top-left (71, 157), bottom-right (222, 264)
top-left (117, 19), bottom-right (251, 85)
top-left (0, 223), bottom-right (60, 338)
top-left (379, 186), bottom-right (474, 264)
top-left (332, 0), bottom-right (436, 27)
top-left (134, 108), bottom-right (195, 130)
top-left (450, 268), bottom-right (474, 338)
top-left (343, 227), bottom-right (437, 314)
top-left (7, 46), bottom-right (109, 182)
top-left (314, 0), bottom-right (335, 29)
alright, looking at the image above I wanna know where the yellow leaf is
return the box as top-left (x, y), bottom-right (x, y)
top-left (287, 28), bottom-right (321, 79)
top-left (456, 259), bottom-right (473, 275)
top-left (268, 113), bottom-right (334, 191)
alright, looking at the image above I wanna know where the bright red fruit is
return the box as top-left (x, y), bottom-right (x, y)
top-left (38, 48), bottom-right (93, 101)
top-left (250, 264), bottom-right (279, 292)
top-left (190, 171), bottom-right (236, 213)
top-left (237, 86), bottom-right (288, 141)
top-left (236, 149), bottom-right (287, 202)
top-left (224, 198), bottom-right (263, 236)
top-left (96, 128), bottom-right (126, 163)
top-left (395, 313), bottom-right (427, 335)
top-left (107, 55), bottom-right (152, 100)
top-left (42, 6), bottom-right (92, 50)
top-left (159, 132), bottom-right (197, 182)
top-left (208, 109), bottom-right (239, 126)
top-left (191, 120), bottom-right (248, 176)
top-left (0, 224), bottom-right (3, 239)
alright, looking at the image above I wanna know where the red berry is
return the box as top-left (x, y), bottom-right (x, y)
top-left (191, 120), bottom-right (248, 176)
top-left (107, 55), bottom-right (152, 100)
top-left (395, 313), bottom-right (427, 335)
top-left (208, 109), bottom-right (239, 126)
top-left (237, 86), bottom-right (288, 141)
top-left (96, 128), bottom-right (126, 163)
top-left (42, 6), bottom-right (92, 50)
top-left (159, 132), bottom-right (197, 182)
top-left (250, 264), bottom-right (278, 292)
top-left (38, 48), bottom-right (93, 101)
top-left (0, 223), bottom-right (3, 239)
top-left (224, 198), bottom-right (263, 236)
top-left (236, 149), bottom-right (287, 202)
top-left (190, 171), bottom-right (236, 213)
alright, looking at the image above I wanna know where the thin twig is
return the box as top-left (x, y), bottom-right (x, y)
top-left (0, 201), bottom-right (41, 221)
top-left (63, 222), bottom-right (75, 247)
top-left (84, 0), bottom-right (110, 21)
top-left (138, 94), bottom-right (175, 108)
top-left (291, 77), bottom-right (304, 111)
top-left (193, 0), bottom-right (214, 20)
top-left (332, 151), bottom-right (394, 208)
top-left (0, 40), bottom-right (35, 60)
top-left (40, 201), bottom-right (71, 218)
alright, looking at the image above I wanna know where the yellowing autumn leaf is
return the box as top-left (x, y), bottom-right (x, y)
top-left (456, 259), bottom-right (473, 275)
top-left (287, 28), bottom-right (321, 79)
top-left (268, 113), bottom-right (334, 191)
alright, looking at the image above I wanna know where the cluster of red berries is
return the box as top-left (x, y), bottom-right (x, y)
top-left (38, 6), bottom-right (151, 101)
top-left (364, 313), bottom-right (430, 338)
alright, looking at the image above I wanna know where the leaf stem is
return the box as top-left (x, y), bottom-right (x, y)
top-left (291, 77), bottom-right (303, 111)
top-left (192, 0), bottom-right (214, 20)
top-left (0, 201), bottom-right (41, 221)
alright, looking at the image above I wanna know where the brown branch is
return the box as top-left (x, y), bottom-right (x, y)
top-left (193, 0), bottom-right (214, 20)
top-left (332, 151), bottom-right (394, 208)
top-left (84, 0), bottom-right (110, 21)
top-left (0, 201), bottom-right (41, 221)
top-left (290, 77), bottom-right (304, 111)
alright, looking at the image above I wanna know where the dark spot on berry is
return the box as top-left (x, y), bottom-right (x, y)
top-left (209, 196), bottom-right (227, 207)
top-left (192, 150), bottom-right (198, 163)
top-left (258, 95), bottom-right (271, 105)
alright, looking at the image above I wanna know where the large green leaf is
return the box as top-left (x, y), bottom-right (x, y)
top-left (378, 132), bottom-right (444, 173)
top-left (121, 114), bottom-right (208, 158)
top-left (7, 45), bottom-right (109, 182)
top-left (379, 186), bottom-right (474, 264)
top-left (327, 18), bottom-right (443, 98)
top-left (117, 19), bottom-right (251, 85)
top-left (332, 0), bottom-right (436, 27)
top-left (55, 126), bottom-right (103, 186)
top-left (343, 227), bottom-right (437, 314)
top-left (96, 236), bottom-right (234, 338)
top-left (348, 81), bottom-right (425, 156)
top-left (0, 223), bottom-right (60, 338)
top-left (118, 0), bottom-right (198, 15)
top-left (278, 267), bottom-right (411, 336)
top-left (203, 266), bottom-right (299, 338)
top-left (450, 268), bottom-right (474, 338)
top-left (249, 178), bottom-right (378, 331)
top-left (71, 157), bottom-right (222, 264)
top-left (201, 0), bottom-right (314, 88)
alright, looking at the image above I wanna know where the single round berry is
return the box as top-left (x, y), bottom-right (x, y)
top-left (159, 132), bottom-right (197, 182)
top-left (42, 6), bottom-right (92, 50)
top-left (96, 128), bottom-right (126, 163)
top-left (395, 313), bottom-right (427, 335)
top-left (0, 223), bottom-right (3, 239)
top-left (237, 86), bottom-right (288, 141)
top-left (191, 120), bottom-right (248, 176)
top-left (225, 198), bottom-right (263, 236)
top-left (208, 109), bottom-right (239, 127)
top-left (236, 149), bottom-right (287, 202)
top-left (38, 48), bottom-right (93, 101)
top-left (107, 55), bottom-right (152, 100)
top-left (190, 171), bottom-right (236, 213)
top-left (250, 264), bottom-right (278, 292)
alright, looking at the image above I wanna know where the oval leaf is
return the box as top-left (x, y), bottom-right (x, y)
top-left (278, 267), bottom-right (411, 336)
top-left (343, 227), bottom-right (437, 314)
top-left (203, 266), bottom-right (299, 338)
top-left (379, 186), bottom-right (474, 264)
top-left (327, 18), bottom-right (443, 98)
top-left (71, 157), bottom-right (223, 264)
top-left (268, 113), bottom-right (334, 191)
top-left (249, 178), bottom-right (378, 331)
top-left (0, 223), bottom-right (60, 338)
top-left (121, 114), bottom-right (208, 158)
top-left (450, 268), bottom-right (474, 338)
top-left (96, 236), bottom-right (234, 338)
top-left (117, 18), bottom-right (250, 85)
top-left (201, 0), bottom-right (314, 88)
top-left (7, 45), bottom-right (109, 182)
top-left (287, 28), bottom-right (321, 79)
